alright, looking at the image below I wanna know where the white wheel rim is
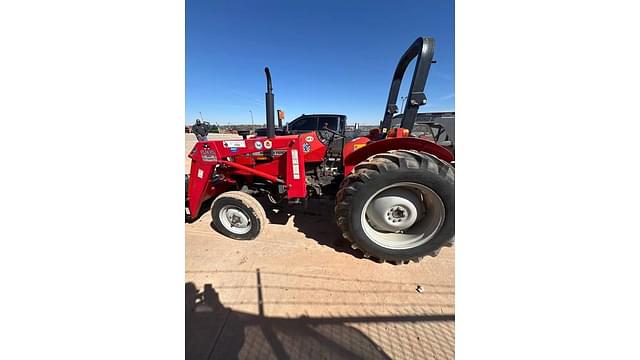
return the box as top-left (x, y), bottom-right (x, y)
top-left (361, 182), bottom-right (445, 250)
top-left (218, 205), bottom-right (252, 235)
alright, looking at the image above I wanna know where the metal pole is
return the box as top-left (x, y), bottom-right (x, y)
top-left (249, 110), bottom-right (254, 129)
top-left (256, 268), bottom-right (264, 316)
top-left (400, 96), bottom-right (407, 113)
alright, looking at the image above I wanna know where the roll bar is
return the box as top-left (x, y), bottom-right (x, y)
top-left (379, 37), bottom-right (435, 133)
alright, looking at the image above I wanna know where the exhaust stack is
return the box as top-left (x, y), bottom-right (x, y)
top-left (264, 67), bottom-right (275, 139)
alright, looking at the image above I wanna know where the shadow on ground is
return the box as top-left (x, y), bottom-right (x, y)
top-left (190, 194), bottom-right (352, 261)
top-left (186, 269), bottom-right (455, 360)
top-left (258, 197), bottom-right (368, 261)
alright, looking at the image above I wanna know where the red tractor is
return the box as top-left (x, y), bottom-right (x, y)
top-left (186, 37), bottom-right (454, 264)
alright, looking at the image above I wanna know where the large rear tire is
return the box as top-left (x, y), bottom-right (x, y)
top-left (211, 191), bottom-right (268, 240)
top-left (335, 150), bottom-right (454, 264)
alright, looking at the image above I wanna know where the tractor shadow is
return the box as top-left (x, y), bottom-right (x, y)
top-left (258, 197), bottom-right (370, 262)
top-left (186, 280), bottom-right (397, 360)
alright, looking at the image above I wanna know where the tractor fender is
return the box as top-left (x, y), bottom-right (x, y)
top-left (343, 137), bottom-right (454, 175)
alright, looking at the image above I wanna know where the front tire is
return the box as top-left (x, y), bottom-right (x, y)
top-left (335, 150), bottom-right (454, 264)
top-left (211, 191), bottom-right (268, 240)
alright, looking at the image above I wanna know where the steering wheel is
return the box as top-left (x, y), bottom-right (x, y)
top-left (316, 128), bottom-right (334, 144)
top-left (317, 124), bottom-right (343, 145)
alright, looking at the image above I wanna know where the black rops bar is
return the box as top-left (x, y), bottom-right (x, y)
top-left (379, 37), bottom-right (435, 134)
top-left (264, 67), bottom-right (276, 139)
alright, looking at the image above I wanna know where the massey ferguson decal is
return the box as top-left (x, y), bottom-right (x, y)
top-left (305, 135), bottom-right (314, 142)
top-left (200, 148), bottom-right (217, 161)
top-left (264, 140), bottom-right (273, 149)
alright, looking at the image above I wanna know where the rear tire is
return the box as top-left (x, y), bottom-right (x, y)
top-left (335, 150), bottom-right (454, 264)
top-left (211, 191), bottom-right (268, 240)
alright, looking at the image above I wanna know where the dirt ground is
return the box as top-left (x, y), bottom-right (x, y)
top-left (185, 133), bottom-right (455, 360)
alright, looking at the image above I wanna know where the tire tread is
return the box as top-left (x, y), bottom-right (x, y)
top-left (335, 151), bottom-right (454, 264)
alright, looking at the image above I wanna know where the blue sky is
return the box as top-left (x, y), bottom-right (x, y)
top-left (186, 0), bottom-right (454, 125)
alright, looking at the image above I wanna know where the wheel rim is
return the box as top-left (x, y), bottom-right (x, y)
top-left (219, 205), bottom-right (252, 235)
top-left (361, 182), bottom-right (445, 250)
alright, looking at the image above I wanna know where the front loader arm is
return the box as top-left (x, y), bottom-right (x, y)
top-left (185, 143), bottom-right (235, 221)
top-left (186, 132), bottom-right (318, 219)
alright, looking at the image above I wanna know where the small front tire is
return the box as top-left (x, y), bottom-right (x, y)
top-left (211, 191), bottom-right (267, 240)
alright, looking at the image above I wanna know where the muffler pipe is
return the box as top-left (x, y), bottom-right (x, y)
top-left (265, 67), bottom-right (275, 139)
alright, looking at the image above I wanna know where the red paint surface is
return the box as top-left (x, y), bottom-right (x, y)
top-left (187, 132), bottom-right (324, 215)
top-left (343, 137), bottom-right (454, 175)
